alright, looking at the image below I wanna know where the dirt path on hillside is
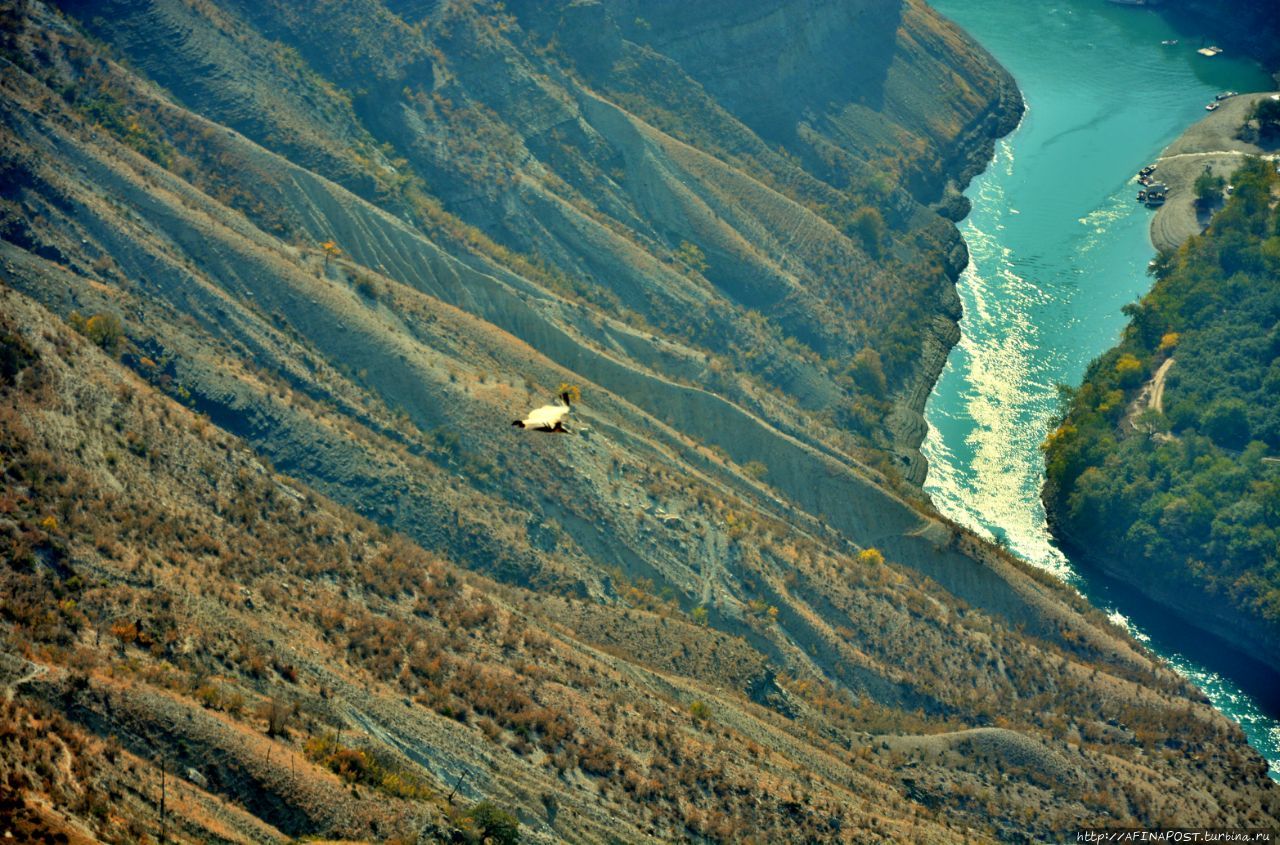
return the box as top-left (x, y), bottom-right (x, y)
top-left (1, 653), bottom-right (49, 703)
top-left (1123, 357), bottom-right (1175, 433)
top-left (1149, 357), bottom-right (1174, 414)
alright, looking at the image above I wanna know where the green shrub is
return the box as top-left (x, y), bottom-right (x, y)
top-left (849, 206), bottom-right (886, 257)
top-left (460, 800), bottom-right (520, 844)
top-left (70, 311), bottom-right (124, 352)
top-left (850, 347), bottom-right (886, 397)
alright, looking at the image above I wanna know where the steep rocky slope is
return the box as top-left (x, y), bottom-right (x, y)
top-left (4, 260), bottom-right (1278, 843)
top-left (45, 0), bottom-right (1020, 484)
top-left (0, 0), bottom-right (1030, 625)
top-left (0, 0), bottom-right (1277, 840)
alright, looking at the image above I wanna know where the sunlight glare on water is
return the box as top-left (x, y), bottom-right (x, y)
top-left (924, 136), bottom-right (1074, 579)
top-left (924, 0), bottom-right (1280, 776)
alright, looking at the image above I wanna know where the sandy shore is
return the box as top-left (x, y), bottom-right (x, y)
top-left (1147, 92), bottom-right (1279, 253)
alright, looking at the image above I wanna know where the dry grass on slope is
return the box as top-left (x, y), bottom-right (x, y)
top-left (0, 286), bottom-right (987, 842)
top-left (4, 264), bottom-right (1278, 842)
top-left (1, 3), bottom-right (1277, 840)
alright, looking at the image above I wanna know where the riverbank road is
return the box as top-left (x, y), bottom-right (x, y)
top-left (1150, 92), bottom-right (1280, 253)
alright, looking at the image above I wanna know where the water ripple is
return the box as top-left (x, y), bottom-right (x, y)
top-left (924, 0), bottom-right (1279, 777)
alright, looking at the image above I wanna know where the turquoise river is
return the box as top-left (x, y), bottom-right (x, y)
top-left (924, 0), bottom-right (1280, 774)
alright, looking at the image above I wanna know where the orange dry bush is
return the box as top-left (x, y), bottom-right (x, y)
top-left (109, 619), bottom-right (138, 653)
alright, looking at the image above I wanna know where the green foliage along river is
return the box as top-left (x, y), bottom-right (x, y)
top-left (923, 0), bottom-right (1280, 773)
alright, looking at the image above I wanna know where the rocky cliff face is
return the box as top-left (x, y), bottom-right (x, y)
top-left (1, 0), bottom-right (1276, 840)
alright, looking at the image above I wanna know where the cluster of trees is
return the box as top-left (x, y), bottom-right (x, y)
top-left (1194, 170), bottom-right (1226, 212)
top-left (1236, 97), bottom-right (1280, 147)
top-left (1247, 97), bottom-right (1280, 143)
top-left (1044, 157), bottom-right (1280, 631)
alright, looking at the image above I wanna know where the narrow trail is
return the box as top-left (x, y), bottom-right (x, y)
top-left (698, 529), bottom-right (724, 609)
top-left (3, 657), bottom-right (49, 704)
top-left (1122, 357), bottom-right (1175, 433)
top-left (1149, 357), bottom-right (1174, 414)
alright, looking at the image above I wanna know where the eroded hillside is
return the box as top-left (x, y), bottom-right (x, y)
top-left (2, 0), bottom-right (1030, 647)
top-left (38, 0), bottom-right (1022, 485)
top-left (0, 0), bottom-right (1277, 841)
top-left (3, 259), bottom-right (1278, 843)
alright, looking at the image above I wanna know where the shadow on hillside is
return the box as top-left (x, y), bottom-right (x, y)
top-left (607, 0), bottom-right (905, 143)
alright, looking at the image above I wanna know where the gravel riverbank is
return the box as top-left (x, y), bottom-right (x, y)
top-left (1150, 91), bottom-right (1279, 252)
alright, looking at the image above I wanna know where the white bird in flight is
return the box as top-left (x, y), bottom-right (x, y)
top-left (512, 391), bottom-right (573, 433)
